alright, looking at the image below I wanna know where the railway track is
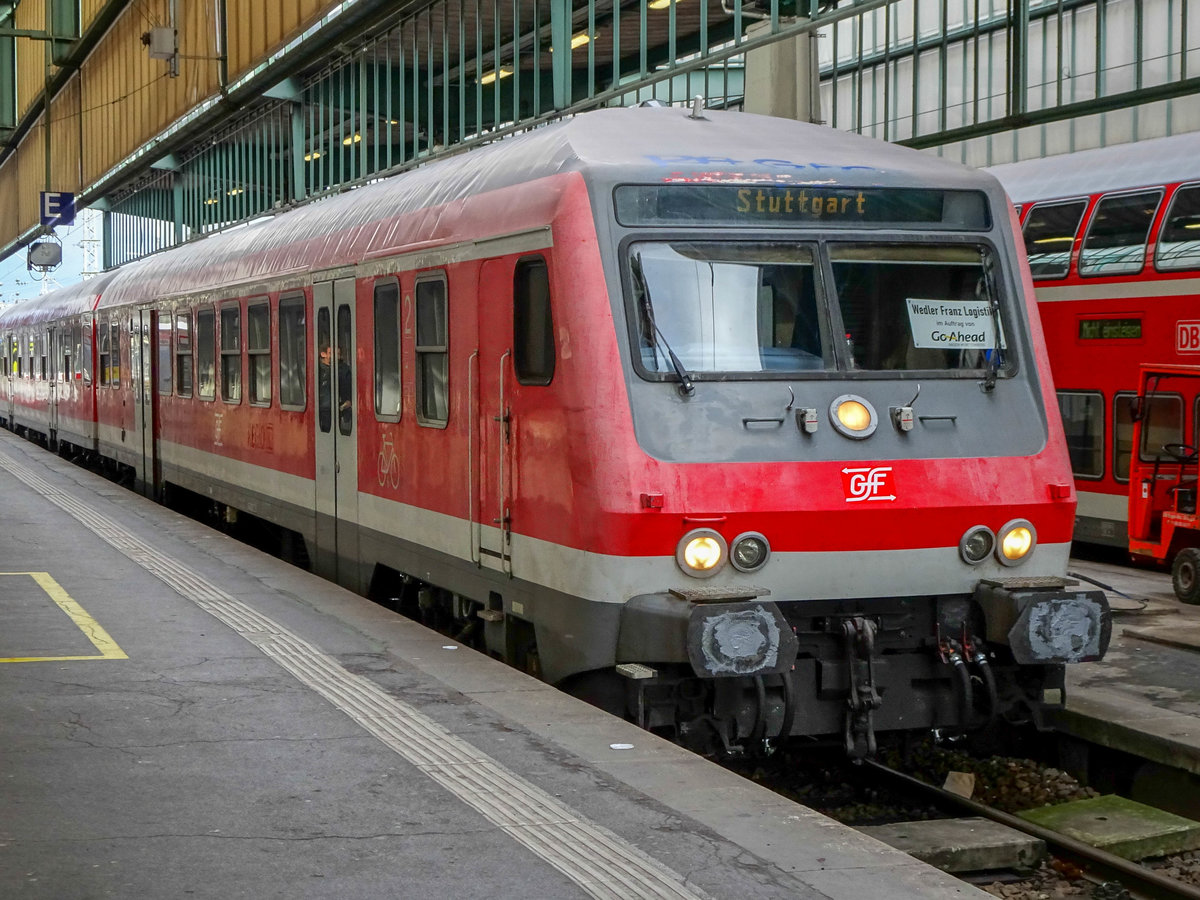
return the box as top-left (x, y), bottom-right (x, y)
top-left (862, 759), bottom-right (1200, 900)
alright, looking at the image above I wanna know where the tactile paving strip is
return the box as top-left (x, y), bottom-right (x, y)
top-left (0, 448), bottom-right (708, 900)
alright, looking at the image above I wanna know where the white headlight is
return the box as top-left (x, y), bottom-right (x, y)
top-left (997, 519), bottom-right (1036, 565)
top-left (676, 529), bottom-right (727, 578)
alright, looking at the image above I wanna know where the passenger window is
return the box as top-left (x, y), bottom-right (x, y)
top-left (514, 257), bottom-right (555, 386)
top-left (81, 323), bottom-right (92, 384)
top-left (1022, 200), bottom-right (1086, 280)
top-left (336, 303), bottom-right (353, 436)
top-left (175, 312), bottom-right (193, 397)
top-left (1080, 191), bottom-right (1162, 277)
top-left (374, 280), bottom-right (401, 419)
top-left (98, 320), bottom-right (111, 386)
top-left (1156, 184), bottom-right (1200, 272)
top-left (415, 275), bottom-right (448, 426)
top-left (279, 294), bottom-right (306, 410)
top-left (109, 322), bottom-right (120, 386)
top-left (157, 315), bottom-right (173, 395)
top-left (196, 309), bottom-right (216, 400)
top-left (317, 307), bottom-right (332, 433)
top-left (248, 300), bottom-right (271, 406)
top-left (1056, 391), bottom-right (1103, 479)
top-left (220, 304), bottom-right (242, 403)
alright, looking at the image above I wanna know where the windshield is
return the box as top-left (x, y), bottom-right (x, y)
top-left (628, 241), bottom-right (1004, 378)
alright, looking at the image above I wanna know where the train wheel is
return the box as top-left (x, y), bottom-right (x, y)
top-left (1172, 548), bottom-right (1200, 605)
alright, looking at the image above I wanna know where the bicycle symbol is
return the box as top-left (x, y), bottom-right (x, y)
top-left (377, 433), bottom-right (402, 489)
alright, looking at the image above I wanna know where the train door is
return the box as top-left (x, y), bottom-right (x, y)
top-left (130, 308), bottom-right (160, 497)
top-left (46, 327), bottom-right (58, 439)
top-left (474, 259), bottom-right (514, 574)
top-left (1, 332), bottom-right (10, 425)
top-left (313, 276), bottom-right (361, 590)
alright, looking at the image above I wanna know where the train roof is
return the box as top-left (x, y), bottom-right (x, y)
top-left (0, 269), bottom-right (121, 327)
top-left (85, 106), bottom-right (993, 308)
top-left (987, 130), bottom-right (1200, 204)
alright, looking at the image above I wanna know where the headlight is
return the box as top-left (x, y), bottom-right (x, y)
top-left (830, 394), bottom-right (877, 439)
top-left (959, 525), bottom-right (995, 565)
top-left (676, 529), bottom-right (727, 578)
top-left (997, 519), bottom-right (1036, 565)
top-left (730, 532), bottom-right (771, 573)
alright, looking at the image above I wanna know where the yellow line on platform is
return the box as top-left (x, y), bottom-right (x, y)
top-left (0, 572), bottom-right (128, 663)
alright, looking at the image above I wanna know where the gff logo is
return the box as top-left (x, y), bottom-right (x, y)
top-left (841, 466), bottom-right (896, 503)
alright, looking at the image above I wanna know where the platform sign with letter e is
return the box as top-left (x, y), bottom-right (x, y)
top-left (40, 191), bottom-right (75, 227)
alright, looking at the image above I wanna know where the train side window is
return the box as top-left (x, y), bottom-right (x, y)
top-left (175, 312), bottom-right (193, 397)
top-left (1079, 190), bottom-right (1162, 277)
top-left (1056, 391), bottom-right (1104, 479)
top-left (1155, 184), bottom-right (1200, 272)
top-left (1114, 392), bottom-right (1183, 482)
top-left (196, 308), bottom-right (216, 400)
top-left (37, 333), bottom-right (46, 380)
top-left (98, 319), bottom-right (111, 386)
top-left (1022, 199), bottom-right (1085, 279)
top-left (415, 274), bottom-right (448, 426)
top-left (220, 303), bottom-right (242, 403)
top-left (157, 314), bottom-right (173, 395)
top-left (317, 307), bottom-right (332, 433)
top-left (110, 322), bottom-right (121, 386)
top-left (514, 256), bottom-right (554, 386)
top-left (278, 293), bottom-right (306, 410)
top-left (248, 299), bottom-right (271, 406)
top-left (81, 322), bottom-right (92, 384)
top-left (373, 279), bottom-right (401, 420)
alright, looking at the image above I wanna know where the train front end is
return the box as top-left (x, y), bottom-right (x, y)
top-left (580, 109), bottom-right (1110, 756)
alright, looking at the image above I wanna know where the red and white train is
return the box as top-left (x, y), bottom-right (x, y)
top-left (989, 132), bottom-right (1200, 551)
top-left (1, 106), bottom-right (1110, 756)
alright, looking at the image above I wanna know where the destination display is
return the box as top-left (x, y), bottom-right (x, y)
top-left (1078, 318), bottom-right (1142, 340)
top-left (614, 185), bottom-right (990, 229)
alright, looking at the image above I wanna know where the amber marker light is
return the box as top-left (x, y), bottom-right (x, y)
top-left (676, 529), bottom-right (727, 578)
top-left (830, 395), bottom-right (878, 439)
top-left (997, 519), bottom-right (1036, 565)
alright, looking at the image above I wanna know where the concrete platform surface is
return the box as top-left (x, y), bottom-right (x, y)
top-left (1017, 795), bottom-right (1200, 861)
top-left (860, 818), bottom-right (1045, 873)
top-left (1056, 557), bottom-right (1200, 779)
top-left (0, 432), bottom-right (985, 900)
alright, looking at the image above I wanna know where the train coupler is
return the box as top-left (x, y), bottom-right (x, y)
top-left (841, 616), bottom-right (881, 758)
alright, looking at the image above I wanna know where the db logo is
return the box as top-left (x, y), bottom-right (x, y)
top-left (841, 466), bottom-right (896, 503)
top-left (1179, 321), bottom-right (1200, 354)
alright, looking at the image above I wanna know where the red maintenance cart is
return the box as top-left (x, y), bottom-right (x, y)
top-left (1127, 363), bottom-right (1200, 604)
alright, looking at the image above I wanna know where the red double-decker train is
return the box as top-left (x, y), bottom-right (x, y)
top-left (0, 106), bottom-right (1108, 756)
top-left (989, 132), bottom-right (1200, 555)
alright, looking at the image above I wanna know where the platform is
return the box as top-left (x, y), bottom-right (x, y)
top-left (1056, 555), bottom-right (1200, 787)
top-left (0, 431), bottom-right (982, 900)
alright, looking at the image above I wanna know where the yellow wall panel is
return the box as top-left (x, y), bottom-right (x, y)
top-left (50, 75), bottom-right (81, 194)
top-left (0, 156), bottom-right (19, 247)
top-left (81, 0), bottom-right (111, 31)
top-left (15, 2), bottom-right (48, 121)
top-left (78, 0), bottom-right (221, 186)
top-left (225, 0), bottom-right (335, 83)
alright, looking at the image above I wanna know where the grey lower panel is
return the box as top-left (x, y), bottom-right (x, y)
top-left (1074, 515), bottom-right (1128, 549)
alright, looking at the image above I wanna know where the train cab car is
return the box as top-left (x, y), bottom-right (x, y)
top-left (0, 107), bottom-right (1111, 757)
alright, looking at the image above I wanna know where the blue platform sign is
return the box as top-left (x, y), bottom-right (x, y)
top-left (40, 191), bottom-right (75, 226)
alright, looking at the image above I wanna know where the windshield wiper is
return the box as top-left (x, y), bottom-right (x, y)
top-left (631, 254), bottom-right (695, 396)
top-left (978, 249), bottom-right (1003, 393)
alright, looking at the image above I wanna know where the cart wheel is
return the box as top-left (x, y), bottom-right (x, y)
top-left (1173, 548), bottom-right (1200, 605)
